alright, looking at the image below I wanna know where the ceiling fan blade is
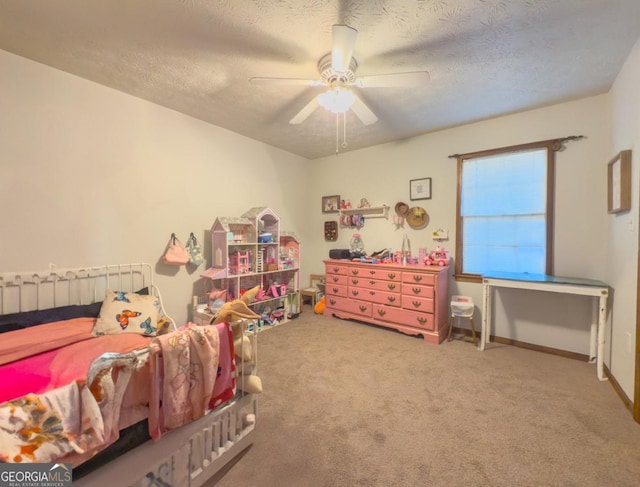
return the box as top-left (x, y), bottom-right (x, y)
top-left (350, 95), bottom-right (378, 125)
top-left (250, 77), bottom-right (324, 87)
top-left (355, 71), bottom-right (430, 88)
top-left (289, 96), bottom-right (320, 124)
top-left (332, 24), bottom-right (358, 73)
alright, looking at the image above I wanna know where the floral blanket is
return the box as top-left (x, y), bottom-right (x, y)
top-left (0, 382), bottom-right (103, 463)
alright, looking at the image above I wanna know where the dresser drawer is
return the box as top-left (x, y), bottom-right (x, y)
top-left (402, 284), bottom-right (434, 298)
top-left (326, 283), bottom-right (348, 297)
top-left (372, 305), bottom-right (435, 330)
top-left (327, 274), bottom-right (348, 286)
top-left (326, 295), bottom-right (372, 318)
top-left (326, 264), bottom-right (349, 276)
top-left (348, 286), bottom-right (401, 307)
top-left (402, 272), bottom-right (435, 286)
top-left (356, 267), bottom-right (402, 281)
top-left (401, 295), bottom-right (434, 314)
top-left (350, 277), bottom-right (401, 292)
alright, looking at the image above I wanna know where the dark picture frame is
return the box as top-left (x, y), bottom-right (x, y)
top-left (410, 178), bottom-right (432, 201)
top-left (607, 150), bottom-right (631, 214)
top-left (322, 195), bottom-right (340, 213)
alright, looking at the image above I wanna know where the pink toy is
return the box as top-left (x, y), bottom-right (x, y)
top-left (229, 251), bottom-right (251, 274)
top-left (425, 246), bottom-right (450, 266)
top-left (269, 284), bottom-right (279, 297)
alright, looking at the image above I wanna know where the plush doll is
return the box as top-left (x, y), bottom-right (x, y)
top-left (210, 286), bottom-right (263, 394)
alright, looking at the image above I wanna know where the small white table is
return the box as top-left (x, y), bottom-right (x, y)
top-left (480, 271), bottom-right (609, 381)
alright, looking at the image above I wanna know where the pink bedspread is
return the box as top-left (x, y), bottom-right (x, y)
top-left (0, 324), bottom-right (151, 404)
top-left (0, 317), bottom-right (96, 365)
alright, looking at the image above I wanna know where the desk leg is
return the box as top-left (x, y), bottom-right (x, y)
top-left (480, 281), bottom-right (490, 351)
top-left (597, 292), bottom-right (608, 381)
top-left (589, 300), bottom-right (597, 364)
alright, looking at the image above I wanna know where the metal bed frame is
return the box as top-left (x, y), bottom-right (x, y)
top-left (0, 263), bottom-right (258, 486)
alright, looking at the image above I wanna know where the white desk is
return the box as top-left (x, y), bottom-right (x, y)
top-left (480, 271), bottom-right (609, 381)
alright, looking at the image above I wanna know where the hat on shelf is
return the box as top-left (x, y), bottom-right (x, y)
top-left (406, 207), bottom-right (429, 229)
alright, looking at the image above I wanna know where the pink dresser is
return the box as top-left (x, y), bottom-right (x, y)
top-left (323, 259), bottom-right (450, 344)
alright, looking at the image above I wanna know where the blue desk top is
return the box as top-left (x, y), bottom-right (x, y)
top-left (482, 271), bottom-right (608, 288)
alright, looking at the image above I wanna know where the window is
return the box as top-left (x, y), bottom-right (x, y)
top-left (455, 140), bottom-right (556, 282)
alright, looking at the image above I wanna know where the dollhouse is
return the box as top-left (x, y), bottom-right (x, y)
top-left (200, 207), bottom-right (300, 327)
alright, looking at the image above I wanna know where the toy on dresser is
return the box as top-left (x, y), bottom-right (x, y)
top-left (424, 246), bottom-right (450, 266)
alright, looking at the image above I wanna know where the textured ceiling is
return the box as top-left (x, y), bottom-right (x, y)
top-left (1, 1), bottom-right (640, 159)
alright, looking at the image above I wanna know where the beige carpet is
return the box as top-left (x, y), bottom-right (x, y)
top-left (209, 310), bottom-right (640, 487)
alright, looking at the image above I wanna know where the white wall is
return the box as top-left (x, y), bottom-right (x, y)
top-left (607, 36), bottom-right (640, 398)
top-left (308, 95), bottom-right (612, 356)
top-left (0, 49), bottom-right (311, 324)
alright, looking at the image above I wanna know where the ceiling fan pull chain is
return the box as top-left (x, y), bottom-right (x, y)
top-left (335, 113), bottom-right (339, 155)
top-left (342, 111), bottom-right (348, 149)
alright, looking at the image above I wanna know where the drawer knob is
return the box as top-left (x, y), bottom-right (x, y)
top-left (388, 296), bottom-right (396, 303)
top-left (412, 287), bottom-right (422, 294)
top-left (352, 290), bottom-right (359, 296)
top-left (417, 317), bottom-right (427, 324)
top-left (352, 269), bottom-right (359, 275)
top-left (351, 279), bottom-right (359, 285)
top-left (412, 301), bottom-right (421, 308)
top-left (359, 305), bottom-right (368, 312)
top-left (333, 267), bottom-right (339, 272)
top-left (388, 273), bottom-right (396, 279)
top-left (369, 270), bottom-right (376, 275)
top-left (332, 276), bottom-right (340, 282)
top-left (369, 280), bottom-right (376, 285)
top-left (377, 309), bottom-right (386, 316)
top-left (332, 287), bottom-right (339, 293)
top-left (413, 275), bottom-right (423, 282)
top-left (387, 284), bottom-right (396, 290)
top-left (329, 299), bottom-right (336, 305)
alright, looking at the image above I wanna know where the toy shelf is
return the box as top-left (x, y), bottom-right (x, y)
top-left (339, 205), bottom-right (389, 219)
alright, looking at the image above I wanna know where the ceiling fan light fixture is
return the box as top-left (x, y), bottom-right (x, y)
top-left (318, 88), bottom-right (355, 114)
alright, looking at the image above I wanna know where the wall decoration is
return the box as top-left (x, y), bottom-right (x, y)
top-left (324, 221), bottom-right (338, 241)
top-left (410, 178), bottom-right (432, 201)
top-left (607, 150), bottom-right (631, 214)
top-left (322, 195), bottom-right (340, 213)
top-left (432, 228), bottom-right (449, 241)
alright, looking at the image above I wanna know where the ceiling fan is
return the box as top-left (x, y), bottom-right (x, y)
top-left (249, 24), bottom-right (430, 126)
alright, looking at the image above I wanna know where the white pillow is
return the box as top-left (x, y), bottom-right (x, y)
top-left (92, 290), bottom-right (160, 336)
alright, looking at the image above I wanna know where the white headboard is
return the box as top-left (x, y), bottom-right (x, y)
top-left (0, 263), bottom-right (171, 324)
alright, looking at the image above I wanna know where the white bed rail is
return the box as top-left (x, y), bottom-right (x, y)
top-left (73, 392), bottom-right (257, 487)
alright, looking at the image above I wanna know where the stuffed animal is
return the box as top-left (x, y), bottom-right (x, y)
top-left (210, 286), bottom-right (263, 394)
top-left (314, 296), bottom-right (326, 314)
top-left (230, 321), bottom-right (262, 394)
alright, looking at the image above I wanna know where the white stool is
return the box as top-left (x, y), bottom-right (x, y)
top-left (447, 295), bottom-right (477, 344)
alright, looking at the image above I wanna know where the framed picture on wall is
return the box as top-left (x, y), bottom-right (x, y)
top-left (607, 150), bottom-right (631, 214)
top-left (322, 195), bottom-right (340, 213)
top-left (410, 178), bottom-right (432, 201)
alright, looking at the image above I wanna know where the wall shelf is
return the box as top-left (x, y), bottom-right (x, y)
top-left (339, 205), bottom-right (389, 219)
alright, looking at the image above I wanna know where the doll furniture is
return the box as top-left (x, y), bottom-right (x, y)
top-left (300, 274), bottom-right (325, 309)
